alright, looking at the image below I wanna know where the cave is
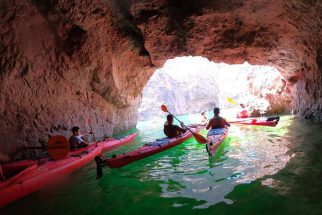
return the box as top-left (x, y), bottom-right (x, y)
top-left (0, 0), bottom-right (322, 158)
top-left (1, 0), bottom-right (321, 158)
top-left (1, 0), bottom-right (322, 212)
top-left (139, 56), bottom-right (288, 121)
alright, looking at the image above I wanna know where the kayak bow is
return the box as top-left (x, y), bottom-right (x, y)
top-left (0, 132), bottom-right (138, 207)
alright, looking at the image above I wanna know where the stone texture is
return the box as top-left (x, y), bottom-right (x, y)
top-left (138, 57), bottom-right (220, 120)
top-left (0, 0), bottom-right (153, 158)
top-left (129, 0), bottom-right (322, 120)
top-left (139, 58), bottom-right (289, 120)
top-left (0, 0), bottom-right (322, 159)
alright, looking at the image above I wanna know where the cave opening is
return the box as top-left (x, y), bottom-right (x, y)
top-left (138, 56), bottom-right (288, 122)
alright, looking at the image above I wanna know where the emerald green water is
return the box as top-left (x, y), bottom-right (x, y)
top-left (2, 115), bottom-right (322, 215)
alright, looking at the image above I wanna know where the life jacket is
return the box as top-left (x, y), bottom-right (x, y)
top-left (164, 123), bottom-right (181, 138)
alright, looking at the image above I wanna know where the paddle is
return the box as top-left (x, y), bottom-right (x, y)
top-left (161, 105), bottom-right (207, 144)
top-left (88, 118), bottom-right (97, 142)
top-left (226, 97), bottom-right (236, 106)
top-left (47, 135), bottom-right (70, 160)
top-left (94, 156), bottom-right (104, 179)
top-left (23, 135), bottom-right (70, 160)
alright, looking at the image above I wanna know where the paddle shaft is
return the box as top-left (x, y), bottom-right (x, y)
top-left (88, 120), bottom-right (97, 147)
top-left (24, 146), bottom-right (69, 150)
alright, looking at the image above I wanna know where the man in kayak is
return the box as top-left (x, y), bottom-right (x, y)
top-left (206, 107), bottom-right (231, 130)
top-left (200, 112), bottom-right (209, 126)
top-left (206, 108), bottom-right (230, 156)
top-left (164, 114), bottom-right (186, 138)
top-left (236, 103), bottom-right (249, 118)
top-left (69, 126), bottom-right (90, 150)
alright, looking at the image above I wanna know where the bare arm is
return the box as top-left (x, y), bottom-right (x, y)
top-left (224, 119), bottom-right (231, 127)
top-left (174, 125), bottom-right (186, 133)
top-left (206, 118), bottom-right (212, 130)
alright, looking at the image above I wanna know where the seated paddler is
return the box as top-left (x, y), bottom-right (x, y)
top-left (69, 126), bottom-right (91, 150)
top-left (206, 107), bottom-right (231, 130)
top-left (163, 114), bottom-right (186, 138)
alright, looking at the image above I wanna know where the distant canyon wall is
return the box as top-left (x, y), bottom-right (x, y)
top-left (139, 58), bottom-right (288, 121)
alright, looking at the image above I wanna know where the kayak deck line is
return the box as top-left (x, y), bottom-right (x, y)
top-left (206, 128), bottom-right (229, 157)
top-left (229, 116), bottom-right (280, 127)
top-left (95, 125), bottom-right (203, 178)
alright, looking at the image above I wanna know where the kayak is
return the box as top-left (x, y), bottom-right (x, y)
top-left (229, 116), bottom-right (280, 127)
top-left (206, 128), bottom-right (229, 156)
top-left (96, 125), bottom-right (202, 170)
top-left (0, 132), bottom-right (138, 208)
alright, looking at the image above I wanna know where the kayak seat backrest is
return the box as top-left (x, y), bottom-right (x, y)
top-left (147, 138), bottom-right (170, 146)
top-left (208, 128), bottom-right (226, 136)
top-left (70, 150), bottom-right (90, 157)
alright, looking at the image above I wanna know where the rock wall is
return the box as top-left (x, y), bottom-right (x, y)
top-left (139, 59), bottom-right (288, 121)
top-left (1, 0), bottom-right (321, 158)
top-left (138, 57), bottom-right (220, 120)
top-left (0, 0), bottom-right (153, 158)
top-left (129, 0), bottom-right (322, 120)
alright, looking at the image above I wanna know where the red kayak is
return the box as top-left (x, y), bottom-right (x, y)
top-left (0, 132), bottom-right (138, 207)
top-left (95, 125), bottom-right (202, 174)
top-left (206, 128), bottom-right (229, 156)
top-left (229, 116), bottom-right (280, 127)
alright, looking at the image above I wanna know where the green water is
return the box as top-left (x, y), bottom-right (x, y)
top-left (2, 115), bottom-right (322, 215)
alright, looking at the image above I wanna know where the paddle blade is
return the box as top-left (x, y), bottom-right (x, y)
top-left (193, 133), bottom-right (208, 144)
top-left (47, 135), bottom-right (70, 160)
top-left (227, 97), bottom-right (236, 106)
top-left (94, 156), bottom-right (103, 179)
top-left (161, 104), bottom-right (168, 112)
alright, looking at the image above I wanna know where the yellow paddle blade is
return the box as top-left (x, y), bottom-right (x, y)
top-left (194, 133), bottom-right (208, 144)
top-left (47, 135), bottom-right (70, 160)
top-left (161, 104), bottom-right (168, 112)
top-left (227, 97), bottom-right (236, 106)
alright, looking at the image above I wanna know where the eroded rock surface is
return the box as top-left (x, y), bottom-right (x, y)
top-left (139, 58), bottom-right (289, 120)
top-left (0, 0), bottom-right (321, 158)
top-left (130, 0), bottom-right (322, 118)
top-left (0, 0), bottom-right (153, 158)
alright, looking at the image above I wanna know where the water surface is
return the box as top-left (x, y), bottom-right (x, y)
top-left (2, 115), bottom-right (322, 215)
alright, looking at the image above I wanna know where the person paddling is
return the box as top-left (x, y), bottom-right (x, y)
top-left (206, 107), bottom-right (230, 156)
top-left (69, 126), bottom-right (91, 150)
top-left (236, 103), bottom-right (249, 118)
top-left (206, 107), bottom-right (231, 130)
top-left (200, 112), bottom-right (209, 126)
top-left (163, 114), bottom-right (186, 138)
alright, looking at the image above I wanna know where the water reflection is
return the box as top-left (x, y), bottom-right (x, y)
top-left (143, 116), bottom-right (295, 208)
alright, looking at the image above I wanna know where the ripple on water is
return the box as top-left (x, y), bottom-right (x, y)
top-left (4, 116), bottom-right (317, 214)
top-left (137, 116), bottom-right (297, 209)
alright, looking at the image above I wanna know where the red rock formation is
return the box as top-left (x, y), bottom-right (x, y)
top-left (0, 0), bottom-right (153, 158)
top-left (0, 0), bottom-right (321, 158)
top-left (129, 0), bottom-right (321, 118)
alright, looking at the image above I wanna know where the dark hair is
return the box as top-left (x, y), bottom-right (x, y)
top-left (72, 126), bottom-right (80, 134)
top-left (167, 114), bottom-right (174, 121)
top-left (201, 112), bottom-right (205, 115)
top-left (214, 107), bottom-right (220, 114)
